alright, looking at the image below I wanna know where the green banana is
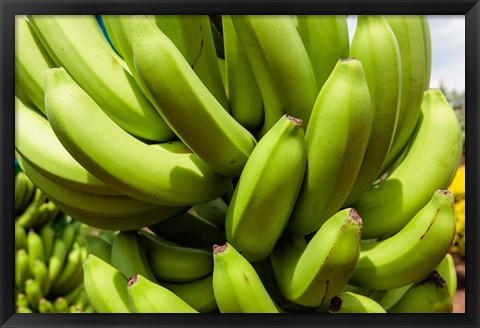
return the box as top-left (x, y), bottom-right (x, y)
top-left (350, 190), bottom-right (456, 290)
top-left (16, 249), bottom-right (31, 292)
top-left (53, 296), bottom-right (69, 313)
top-left (17, 171), bottom-right (37, 213)
top-left (420, 16), bottom-right (432, 90)
top-left (15, 171), bottom-right (35, 214)
top-left (44, 67), bottom-right (231, 206)
top-left (83, 254), bottom-right (131, 313)
top-left (16, 292), bottom-right (29, 309)
top-left (344, 15), bottom-right (402, 206)
top-left (380, 15), bottom-right (427, 174)
top-left (130, 15), bottom-right (257, 178)
top-left (16, 188), bottom-right (45, 228)
top-left (222, 15), bottom-right (264, 131)
top-left (49, 243), bottom-right (84, 295)
top-left (327, 292), bottom-right (386, 313)
top-left (212, 243), bottom-right (279, 313)
top-left (127, 274), bottom-right (198, 313)
top-left (25, 279), bottom-right (43, 311)
top-left (26, 15), bottom-right (174, 142)
top-left (48, 238), bottom-right (68, 282)
top-left (61, 220), bottom-right (79, 253)
top-left (190, 197), bottom-right (229, 229)
top-left (15, 223), bottom-right (27, 251)
top-left (296, 15), bottom-right (350, 92)
top-left (388, 271), bottom-right (453, 313)
top-left (161, 274), bottom-right (218, 313)
top-left (139, 230), bottom-right (213, 283)
top-left (15, 15), bottom-right (56, 115)
top-left (225, 114), bottom-right (307, 262)
top-left (287, 58), bottom-right (371, 236)
top-left (110, 230), bottom-right (157, 282)
top-left (368, 284), bottom-right (412, 311)
top-left (31, 259), bottom-right (50, 296)
top-left (16, 306), bottom-right (33, 313)
top-left (272, 208), bottom-right (363, 307)
top-left (38, 298), bottom-right (56, 313)
top-left (85, 234), bottom-right (112, 264)
top-left (436, 253), bottom-right (457, 301)
top-left (352, 89), bottom-right (463, 239)
top-left (231, 15), bottom-right (318, 135)
top-left (27, 229), bottom-right (46, 265)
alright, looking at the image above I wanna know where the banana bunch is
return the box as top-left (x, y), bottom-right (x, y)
top-left (15, 213), bottom-right (93, 313)
top-left (14, 13), bottom-right (464, 313)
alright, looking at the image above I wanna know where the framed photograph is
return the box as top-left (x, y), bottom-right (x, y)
top-left (1, 1), bottom-right (479, 327)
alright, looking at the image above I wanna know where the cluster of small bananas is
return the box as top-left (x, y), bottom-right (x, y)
top-left (15, 14), bottom-right (463, 313)
top-left (448, 165), bottom-right (466, 258)
top-left (15, 172), bottom-right (93, 313)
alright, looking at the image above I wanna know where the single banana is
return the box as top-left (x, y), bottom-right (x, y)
top-left (352, 89), bottom-right (463, 239)
top-left (161, 274), bottom-right (218, 313)
top-left (212, 243), bottom-right (279, 313)
top-left (83, 254), bottom-right (131, 313)
top-left (231, 15), bottom-right (318, 135)
top-left (272, 208), bottom-right (363, 307)
top-left (15, 249), bottom-right (31, 292)
top-left (127, 274), bottom-right (198, 313)
top-left (48, 238), bottom-right (68, 282)
top-left (38, 298), bottom-right (56, 313)
top-left (225, 114), bottom-right (307, 262)
top-left (53, 296), bottom-right (69, 313)
top-left (44, 67), bottom-right (231, 206)
top-left (15, 223), bottom-right (27, 251)
top-left (39, 224), bottom-right (55, 261)
top-left (138, 230), bottom-right (213, 283)
top-left (31, 259), bottom-right (50, 296)
top-left (110, 230), bottom-right (157, 282)
top-left (343, 15), bottom-right (402, 206)
top-left (27, 229), bottom-right (46, 265)
top-left (388, 271), bottom-right (453, 313)
top-left (379, 15), bottom-right (427, 175)
top-left (327, 292), bottom-right (386, 313)
top-left (85, 234), bottom-right (112, 264)
top-left (130, 15), bottom-right (257, 178)
top-left (15, 171), bottom-right (29, 214)
top-left (222, 15), bottom-right (264, 131)
top-left (435, 253), bottom-right (457, 301)
top-left (25, 279), bottom-right (43, 311)
top-left (15, 15), bottom-right (56, 115)
top-left (296, 15), bottom-right (350, 92)
top-left (18, 170), bottom-right (37, 213)
top-left (287, 58), bottom-right (371, 236)
top-left (420, 15), bottom-right (432, 90)
top-left (350, 190), bottom-right (456, 290)
top-left (26, 15), bottom-right (174, 142)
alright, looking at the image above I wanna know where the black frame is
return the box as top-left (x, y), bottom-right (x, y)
top-left (1, 1), bottom-right (479, 327)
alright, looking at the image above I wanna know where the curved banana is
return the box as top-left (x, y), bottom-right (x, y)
top-left (350, 190), bottom-right (456, 290)
top-left (420, 15), bottom-right (432, 90)
top-left (296, 15), bottom-right (350, 92)
top-left (127, 274), bottom-right (198, 313)
top-left (436, 253), bottom-right (457, 301)
top-left (161, 274), bottom-right (217, 313)
top-left (26, 15), bottom-right (174, 142)
top-left (15, 15), bottom-right (55, 115)
top-left (272, 208), bottom-right (363, 307)
top-left (49, 243), bottom-right (84, 295)
top-left (130, 15), bottom-right (257, 178)
top-left (111, 231), bottom-right (157, 282)
top-left (344, 15), bottom-right (402, 206)
top-left (352, 89), bottom-right (463, 239)
top-left (222, 15), bottom-right (264, 131)
top-left (380, 15), bottom-right (427, 174)
top-left (212, 243), bottom-right (279, 313)
top-left (16, 249), bottom-right (31, 292)
top-left (327, 292), bottom-right (386, 313)
top-left (225, 114), bottom-right (307, 262)
top-left (231, 15), bottom-right (317, 135)
top-left (27, 229), bottom-right (46, 265)
top-left (287, 58), bottom-right (371, 236)
top-left (44, 67), bottom-right (232, 206)
top-left (15, 171), bottom-right (29, 214)
top-left (138, 230), bottom-right (213, 283)
top-left (83, 254), bottom-right (131, 313)
top-left (388, 271), bottom-right (453, 313)
top-left (47, 238), bottom-right (68, 283)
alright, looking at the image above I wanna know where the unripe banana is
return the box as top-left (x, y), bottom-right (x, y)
top-left (27, 15), bottom-right (174, 142)
top-left (48, 238), bottom-right (68, 282)
top-left (31, 259), bottom-right (50, 296)
top-left (44, 67), bottom-right (231, 206)
top-left (38, 298), bottom-right (56, 313)
top-left (25, 279), bottom-right (43, 311)
top-left (344, 15), bottom-right (402, 206)
top-left (327, 292), bottom-right (386, 313)
top-left (15, 171), bottom-right (29, 214)
top-left (83, 254), bottom-right (131, 313)
top-left (212, 243), bottom-right (279, 313)
top-left (352, 89), bottom-right (463, 239)
top-left (350, 190), bottom-right (456, 290)
top-left (53, 296), bottom-right (69, 313)
top-left (225, 114), bottom-right (307, 262)
top-left (190, 197), bottom-right (229, 229)
top-left (85, 234), bottom-right (112, 264)
top-left (130, 15), bottom-right (257, 178)
top-left (16, 249), bottom-right (31, 292)
top-left (420, 16), bottom-right (432, 90)
top-left (27, 229), bottom-right (46, 265)
top-left (127, 274), bottom-right (198, 313)
top-left (296, 15), bottom-right (350, 92)
top-left (231, 15), bottom-right (318, 135)
top-left (15, 223), bottom-right (27, 251)
top-left (272, 208), bottom-right (363, 307)
top-left (50, 243), bottom-right (83, 295)
top-left (435, 253), bottom-right (457, 301)
top-left (287, 58), bottom-right (371, 236)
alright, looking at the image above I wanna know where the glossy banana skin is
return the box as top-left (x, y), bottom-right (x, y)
top-left (287, 58), bottom-right (371, 236)
top-left (296, 15), bottom-right (350, 92)
top-left (353, 89), bottom-right (463, 239)
top-left (27, 15), bottom-right (174, 142)
top-left (272, 208), bottom-right (363, 307)
top-left (350, 190), bottom-right (456, 290)
top-left (420, 16), bottom-right (432, 90)
top-left (44, 67), bottom-right (231, 206)
top-left (344, 15), bottom-right (402, 206)
top-left (130, 15), bottom-right (257, 178)
top-left (231, 15), bottom-right (318, 135)
top-left (327, 292), bottom-right (386, 313)
top-left (225, 114), bottom-right (307, 262)
top-left (212, 243), bottom-right (279, 313)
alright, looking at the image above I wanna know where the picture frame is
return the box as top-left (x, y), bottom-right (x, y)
top-left (1, 1), bottom-right (479, 327)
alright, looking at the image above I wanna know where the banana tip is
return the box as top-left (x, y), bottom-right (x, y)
top-left (283, 114), bottom-right (303, 127)
top-left (213, 243), bottom-right (229, 254)
top-left (328, 296), bottom-right (342, 312)
top-left (127, 274), bottom-right (138, 287)
top-left (348, 208), bottom-right (363, 225)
